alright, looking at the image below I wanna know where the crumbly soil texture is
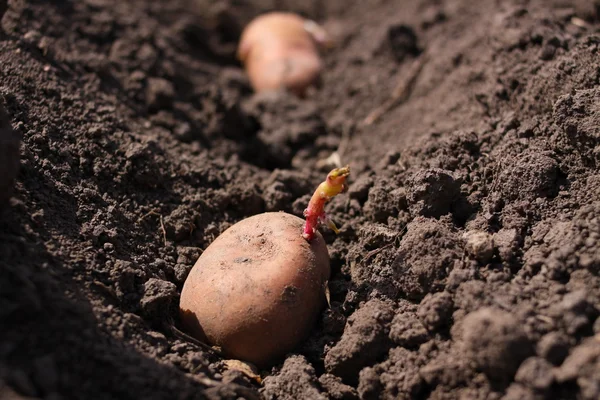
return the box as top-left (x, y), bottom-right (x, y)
top-left (1, 0), bottom-right (599, 399)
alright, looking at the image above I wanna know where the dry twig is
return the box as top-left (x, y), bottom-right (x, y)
top-left (159, 215), bottom-right (167, 246)
top-left (137, 208), bottom-right (168, 246)
top-left (169, 324), bottom-right (224, 357)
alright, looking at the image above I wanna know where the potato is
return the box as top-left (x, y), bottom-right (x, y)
top-left (0, 102), bottom-right (20, 207)
top-left (238, 12), bottom-right (324, 97)
top-left (180, 212), bottom-right (330, 366)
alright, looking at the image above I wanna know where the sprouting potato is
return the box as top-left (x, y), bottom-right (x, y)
top-left (180, 212), bottom-right (330, 366)
top-left (180, 167), bottom-right (350, 366)
top-left (237, 12), bottom-right (328, 97)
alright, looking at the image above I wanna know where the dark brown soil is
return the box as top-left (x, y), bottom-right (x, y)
top-left (1, 0), bottom-right (599, 399)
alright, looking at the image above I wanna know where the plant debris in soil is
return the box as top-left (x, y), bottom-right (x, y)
top-left (1, 0), bottom-right (600, 399)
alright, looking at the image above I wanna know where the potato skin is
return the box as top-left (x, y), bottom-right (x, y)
top-left (180, 212), bottom-right (330, 366)
top-left (238, 12), bottom-right (322, 97)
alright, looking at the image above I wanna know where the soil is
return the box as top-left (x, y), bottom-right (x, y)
top-left (0, 0), bottom-right (599, 399)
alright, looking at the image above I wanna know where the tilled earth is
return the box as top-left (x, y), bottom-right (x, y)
top-left (1, 0), bottom-right (599, 399)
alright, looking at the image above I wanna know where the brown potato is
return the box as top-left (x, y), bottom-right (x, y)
top-left (238, 12), bottom-right (323, 97)
top-left (180, 212), bottom-right (330, 366)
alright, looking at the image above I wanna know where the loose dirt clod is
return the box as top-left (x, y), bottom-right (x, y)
top-left (514, 357), bottom-right (555, 392)
top-left (417, 292), bottom-right (454, 332)
top-left (461, 308), bottom-right (533, 383)
top-left (325, 299), bottom-right (395, 382)
top-left (406, 168), bottom-right (461, 218)
top-left (555, 336), bottom-right (600, 400)
top-left (140, 278), bottom-right (178, 321)
top-left (462, 230), bottom-right (494, 263)
top-left (261, 355), bottom-right (326, 400)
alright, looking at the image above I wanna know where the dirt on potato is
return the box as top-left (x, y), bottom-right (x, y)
top-left (0, 0), bottom-right (599, 399)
